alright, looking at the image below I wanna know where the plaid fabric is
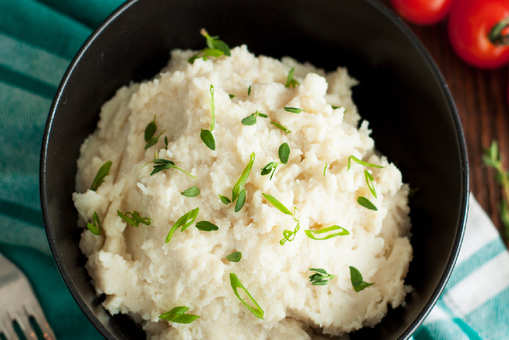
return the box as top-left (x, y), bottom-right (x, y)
top-left (1, 1), bottom-right (507, 338)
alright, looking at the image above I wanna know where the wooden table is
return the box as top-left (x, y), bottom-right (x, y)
top-left (408, 22), bottom-right (509, 245)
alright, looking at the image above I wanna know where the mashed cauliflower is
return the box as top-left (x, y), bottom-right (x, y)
top-left (73, 45), bottom-right (412, 340)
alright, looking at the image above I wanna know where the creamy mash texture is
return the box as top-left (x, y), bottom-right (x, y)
top-left (73, 45), bottom-right (412, 340)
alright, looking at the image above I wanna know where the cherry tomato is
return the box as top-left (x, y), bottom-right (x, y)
top-left (391, 0), bottom-right (453, 25)
top-left (449, 0), bottom-right (509, 69)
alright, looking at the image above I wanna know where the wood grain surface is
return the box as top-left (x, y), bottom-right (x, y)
top-left (405, 22), bottom-right (509, 245)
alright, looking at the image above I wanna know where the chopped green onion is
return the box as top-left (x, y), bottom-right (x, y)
top-left (229, 273), bottom-right (264, 319)
top-left (309, 268), bottom-right (335, 286)
top-left (364, 170), bottom-right (377, 198)
top-left (151, 158), bottom-right (195, 178)
top-left (284, 106), bottom-right (303, 114)
top-left (285, 67), bottom-right (299, 88)
top-left (248, 85), bottom-right (252, 96)
top-left (229, 93), bottom-right (235, 99)
top-left (181, 186), bottom-right (200, 197)
top-left (280, 221), bottom-right (300, 246)
top-left (349, 266), bottom-right (373, 292)
top-left (331, 105), bottom-right (342, 110)
top-left (226, 251), bottom-right (242, 262)
top-left (262, 193), bottom-right (292, 215)
top-left (270, 121), bottom-right (291, 134)
top-left (87, 211), bottom-right (101, 235)
top-left (323, 162), bottom-right (328, 176)
top-left (117, 210), bottom-right (151, 227)
top-left (304, 225), bottom-right (349, 240)
top-left (234, 189), bottom-right (247, 212)
top-left (232, 153), bottom-right (255, 202)
top-left (357, 196), bottom-right (378, 211)
top-left (90, 161), bottom-right (112, 191)
top-left (278, 143), bottom-right (290, 164)
top-left (159, 306), bottom-right (200, 324)
top-left (164, 136), bottom-right (169, 149)
top-left (165, 208), bottom-right (199, 243)
top-left (219, 195), bottom-right (231, 205)
top-left (347, 155), bottom-right (383, 170)
top-left (261, 161), bottom-right (279, 180)
top-left (195, 221), bottom-right (219, 231)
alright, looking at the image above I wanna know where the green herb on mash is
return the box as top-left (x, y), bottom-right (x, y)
top-left (261, 161), bottom-right (279, 180)
top-left (262, 193), bottom-right (301, 245)
top-left (349, 266), bottom-right (373, 292)
top-left (181, 186), bottom-right (200, 197)
top-left (159, 306), bottom-right (200, 324)
top-left (231, 152), bottom-right (255, 212)
top-left (309, 268), bottom-right (335, 286)
top-left (347, 155), bottom-right (383, 170)
top-left (90, 161), bottom-right (112, 191)
top-left (357, 196), bottom-right (378, 211)
top-left (166, 208), bottom-right (199, 243)
top-left (270, 120), bottom-right (291, 134)
top-left (226, 251), bottom-right (242, 262)
top-left (117, 210), bottom-right (151, 227)
top-left (304, 225), bottom-right (349, 240)
top-left (323, 162), bottom-right (328, 176)
top-left (229, 273), bottom-right (264, 319)
top-left (285, 67), bottom-right (300, 88)
top-left (144, 117), bottom-right (163, 149)
top-left (195, 221), bottom-right (219, 231)
top-left (188, 29), bottom-right (231, 64)
top-left (262, 193), bottom-right (292, 215)
top-left (278, 143), bottom-right (290, 164)
top-left (200, 85), bottom-right (217, 150)
top-left (284, 106), bottom-right (303, 114)
top-left (164, 136), bottom-right (168, 149)
top-left (364, 170), bottom-right (377, 198)
top-left (248, 85), bottom-right (252, 96)
top-left (151, 158), bottom-right (195, 178)
top-left (331, 105), bottom-right (342, 110)
top-left (229, 93), bottom-right (235, 99)
top-left (87, 212), bottom-right (101, 235)
top-left (219, 195), bottom-right (231, 205)
top-left (241, 111), bottom-right (268, 126)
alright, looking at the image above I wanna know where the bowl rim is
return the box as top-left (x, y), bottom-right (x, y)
top-left (40, 0), bottom-right (469, 339)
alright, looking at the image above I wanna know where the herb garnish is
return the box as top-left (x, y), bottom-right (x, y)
top-left (165, 208), bottom-right (199, 243)
top-left (270, 121), bottom-right (291, 134)
top-left (229, 94), bottom-right (235, 99)
top-left (248, 85), bottom-right (252, 96)
top-left (357, 196), bottom-right (378, 211)
top-left (117, 210), bottom-right (151, 227)
top-left (323, 162), bottom-right (328, 176)
top-left (304, 225), bottom-right (349, 240)
top-left (309, 268), bottom-right (335, 286)
top-left (87, 211), bottom-right (101, 235)
top-left (90, 161), bottom-right (112, 191)
top-left (483, 141), bottom-right (509, 238)
top-left (229, 152), bottom-right (255, 212)
top-left (262, 193), bottom-right (300, 245)
top-left (347, 155), bottom-right (383, 170)
top-left (261, 161), bottom-right (279, 180)
top-left (278, 143), bottom-right (290, 164)
top-left (364, 170), bottom-right (377, 198)
top-left (331, 105), bottom-right (342, 110)
top-left (241, 111), bottom-right (268, 126)
top-left (159, 306), bottom-right (200, 324)
top-left (285, 67), bottom-right (300, 88)
top-left (144, 117), bottom-right (163, 149)
top-left (219, 195), bottom-right (232, 205)
top-left (201, 85), bottom-right (216, 150)
top-left (229, 273), bottom-right (264, 319)
top-left (151, 158), bottom-right (195, 178)
top-left (349, 266), bottom-right (373, 292)
top-left (164, 136), bottom-right (168, 149)
top-left (284, 107), bottom-right (303, 114)
top-left (188, 28), bottom-right (231, 64)
top-left (226, 251), bottom-right (242, 262)
top-left (181, 186), bottom-right (200, 197)
top-left (195, 221), bottom-right (219, 231)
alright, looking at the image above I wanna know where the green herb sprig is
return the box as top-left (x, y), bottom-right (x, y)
top-left (260, 143), bottom-right (290, 180)
top-left (304, 225), bottom-right (349, 240)
top-left (261, 161), bottom-right (279, 179)
top-left (195, 221), bottom-right (219, 231)
top-left (357, 196), bottom-right (378, 211)
top-left (278, 143), bottom-right (290, 164)
top-left (347, 155), bottom-right (383, 170)
top-left (151, 159), bottom-right (195, 178)
top-left (284, 106), bottom-right (303, 114)
top-left (224, 152), bottom-right (255, 212)
top-left (159, 306), bottom-right (199, 324)
top-left (229, 273), bottom-right (264, 319)
top-left (248, 85), bottom-right (252, 96)
top-left (201, 85), bottom-right (216, 150)
top-left (117, 210), bottom-right (151, 227)
top-left (285, 67), bottom-right (300, 88)
top-left (188, 29), bottom-right (231, 64)
top-left (90, 161), bottom-right (112, 191)
top-left (144, 117), bottom-right (164, 149)
top-left (309, 268), bottom-right (335, 286)
top-left (262, 193), bottom-right (300, 245)
top-left (483, 141), bottom-right (509, 237)
top-left (181, 186), bottom-right (200, 197)
top-left (241, 111), bottom-right (268, 126)
top-left (165, 208), bottom-right (199, 243)
top-left (226, 251), bottom-right (242, 262)
top-left (323, 162), bottom-right (328, 176)
top-left (219, 195), bottom-right (232, 205)
top-left (87, 211), bottom-right (101, 235)
top-left (349, 266), bottom-right (373, 292)
top-left (270, 121), bottom-right (291, 134)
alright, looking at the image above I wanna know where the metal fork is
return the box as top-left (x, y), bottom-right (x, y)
top-left (0, 253), bottom-right (56, 340)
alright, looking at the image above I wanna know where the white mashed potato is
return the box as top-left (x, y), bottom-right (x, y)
top-left (73, 45), bottom-right (412, 340)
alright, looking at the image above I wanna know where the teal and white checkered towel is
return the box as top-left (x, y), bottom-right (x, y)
top-left (0, 1), bottom-right (508, 338)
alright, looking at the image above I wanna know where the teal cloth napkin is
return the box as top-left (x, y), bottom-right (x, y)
top-left (1, 1), bottom-right (508, 339)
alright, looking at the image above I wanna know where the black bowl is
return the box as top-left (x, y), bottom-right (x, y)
top-left (40, 0), bottom-right (469, 339)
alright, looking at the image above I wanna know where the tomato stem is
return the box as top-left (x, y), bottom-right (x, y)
top-left (489, 17), bottom-right (509, 45)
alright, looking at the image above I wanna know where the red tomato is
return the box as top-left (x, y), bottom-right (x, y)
top-left (391, 0), bottom-right (453, 25)
top-left (449, 0), bottom-right (509, 69)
